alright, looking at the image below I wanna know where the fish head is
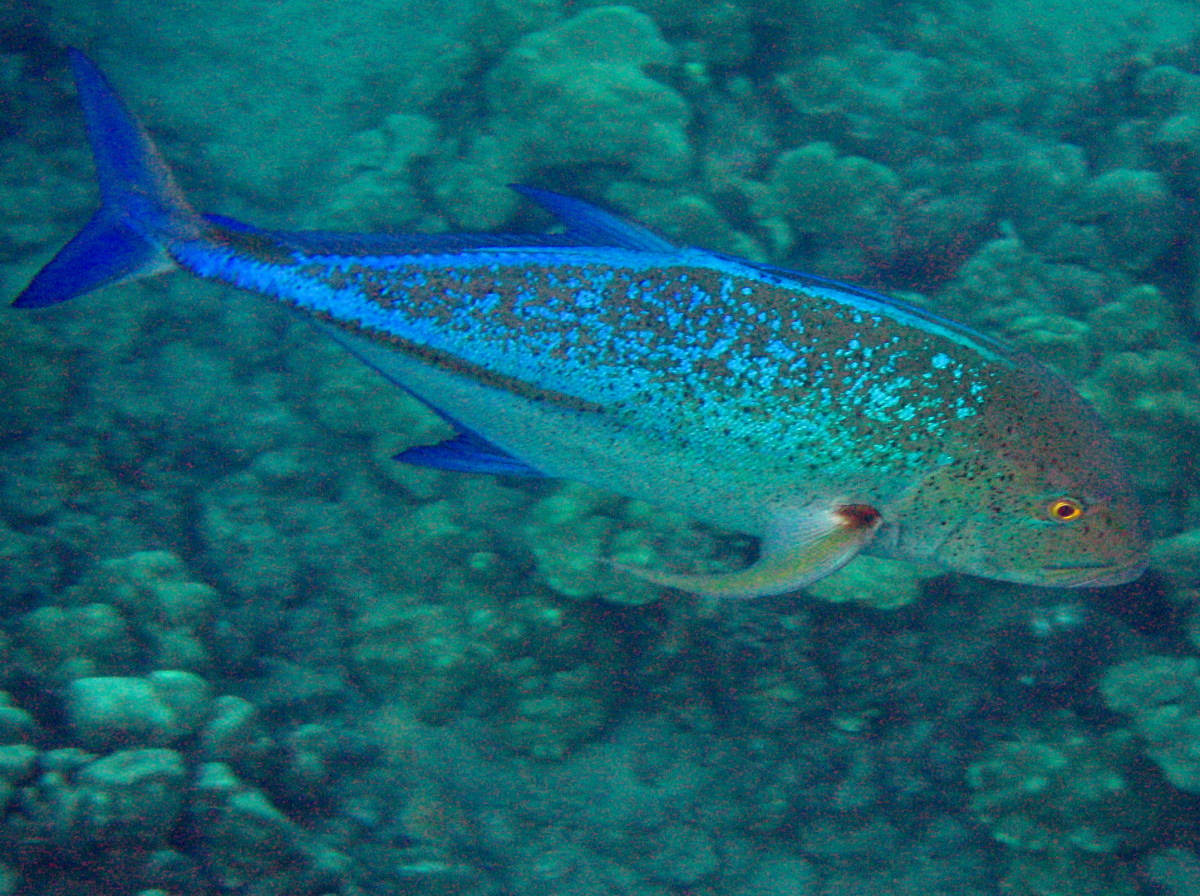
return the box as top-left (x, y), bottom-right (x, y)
top-left (928, 457), bottom-right (1149, 588)
top-left (902, 367), bottom-right (1149, 588)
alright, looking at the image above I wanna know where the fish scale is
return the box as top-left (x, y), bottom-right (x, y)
top-left (12, 50), bottom-right (1149, 598)
top-left (221, 245), bottom-right (992, 456)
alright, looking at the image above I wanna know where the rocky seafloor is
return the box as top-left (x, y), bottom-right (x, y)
top-left (2, 0), bottom-right (1200, 894)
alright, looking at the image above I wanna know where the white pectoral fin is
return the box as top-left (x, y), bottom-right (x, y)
top-left (617, 503), bottom-right (883, 599)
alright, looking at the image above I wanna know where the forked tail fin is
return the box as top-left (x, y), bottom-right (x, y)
top-left (13, 49), bottom-right (203, 308)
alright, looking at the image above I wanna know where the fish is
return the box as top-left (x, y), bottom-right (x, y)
top-left (13, 49), bottom-right (1149, 598)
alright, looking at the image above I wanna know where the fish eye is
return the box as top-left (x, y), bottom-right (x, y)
top-left (1047, 497), bottom-right (1085, 522)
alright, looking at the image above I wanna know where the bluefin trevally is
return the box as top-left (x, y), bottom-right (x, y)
top-left (13, 50), bottom-right (1149, 598)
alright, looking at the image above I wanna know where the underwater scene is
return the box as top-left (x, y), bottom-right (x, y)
top-left (3, 0), bottom-right (1200, 893)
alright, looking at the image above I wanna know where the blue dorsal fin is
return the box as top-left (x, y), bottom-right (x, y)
top-left (510, 185), bottom-right (678, 253)
top-left (203, 187), bottom-right (677, 259)
top-left (395, 431), bottom-right (545, 477)
top-left (202, 214), bottom-right (595, 257)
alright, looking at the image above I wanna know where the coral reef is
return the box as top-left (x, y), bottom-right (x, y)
top-left (1101, 656), bottom-right (1200, 794)
top-left (3, 1), bottom-right (1200, 894)
top-left (967, 721), bottom-right (1156, 854)
top-left (38, 0), bottom-right (480, 206)
top-left (758, 140), bottom-right (901, 274)
top-left (436, 5), bottom-right (692, 228)
top-left (965, 716), bottom-right (1169, 895)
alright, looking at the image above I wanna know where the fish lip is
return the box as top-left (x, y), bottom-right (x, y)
top-left (1048, 559), bottom-right (1149, 588)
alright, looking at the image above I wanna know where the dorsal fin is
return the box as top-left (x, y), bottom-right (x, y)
top-left (510, 185), bottom-right (677, 253)
top-left (202, 213), bottom-right (593, 258)
top-left (204, 188), bottom-right (677, 259)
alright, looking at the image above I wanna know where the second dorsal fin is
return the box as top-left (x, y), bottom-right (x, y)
top-left (510, 185), bottom-right (677, 253)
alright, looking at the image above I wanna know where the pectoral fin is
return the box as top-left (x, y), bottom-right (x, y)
top-left (619, 503), bottom-right (882, 599)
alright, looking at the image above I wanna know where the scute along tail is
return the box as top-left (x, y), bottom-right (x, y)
top-left (13, 49), bottom-right (202, 309)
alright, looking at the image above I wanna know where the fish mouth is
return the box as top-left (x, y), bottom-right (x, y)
top-left (1043, 559), bottom-right (1148, 588)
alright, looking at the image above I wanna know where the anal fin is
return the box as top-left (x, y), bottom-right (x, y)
top-left (395, 430), bottom-right (545, 477)
top-left (619, 503), bottom-right (882, 599)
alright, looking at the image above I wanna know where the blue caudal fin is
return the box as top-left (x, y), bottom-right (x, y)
top-left (13, 49), bottom-right (202, 309)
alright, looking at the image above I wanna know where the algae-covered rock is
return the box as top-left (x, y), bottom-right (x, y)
top-left (352, 598), bottom-right (492, 720)
top-left (1087, 350), bottom-right (1200, 432)
top-left (324, 113), bottom-right (438, 231)
top-left (1002, 141), bottom-right (1089, 243)
top-left (13, 604), bottom-right (137, 688)
top-left (1073, 168), bottom-right (1179, 273)
top-left (736, 853), bottom-right (817, 896)
top-left (146, 670), bottom-right (214, 735)
top-left (639, 822), bottom-right (719, 886)
top-left (501, 664), bottom-right (611, 760)
top-left (198, 473), bottom-right (300, 600)
top-left (487, 4), bottom-right (691, 160)
top-left (1086, 284), bottom-right (1185, 355)
top-left (0, 523), bottom-right (56, 616)
top-left (437, 2), bottom-right (693, 227)
top-left (1152, 528), bottom-right (1200, 594)
top-left (609, 187), bottom-right (756, 258)
top-left (198, 696), bottom-right (276, 781)
top-left (936, 235), bottom-right (1128, 343)
top-left (190, 761), bottom-right (347, 893)
top-left (280, 723), bottom-right (350, 792)
top-left (524, 483), bottom-right (644, 604)
top-left (43, 0), bottom-right (477, 204)
top-left (189, 762), bottom-right (304, 888)
top-left (967, 721), bottom-right (1157, 854)
top-left (1146, 848), bottom-right (1200, 896)
top-left (933, 237), bottom-right (1049, 325)
top-left (372, 498), bottom-right (479, 591)
top-left (734, 652), bottom-right (827, 732)
top-left (354, 587), bottom-right (618, 757)
top-left (0, 453), bottom-right (69, 526)
top-left (733, 663), bottom-right (829, 733)
top-left (766, 141), bottom-right (900, 261)
top-left (465, 0), bottom-right (565, 55)
top-left (0, 315), bottom-right (72, 441)
top-left (806, 555), bottom-right (933, 610)
top-left (1002, 313), bottom-right (1092, 380)
top-left (0, 744), bottom-right (37, 816)
top-left (431, 134), bottom-right (527, 231)
top-left (0, 694), bottom-right (35, 749)
top-left (698, 606), bottom-right (828, 733)
top-left (998, 849), bottom-right (1139, 896)
top-left (1102, 655), bottom-right (1198, 714)
top-left (776, 44), bottom-right (931, 149)
top-left (70, 551), bottom-right (219, 672)
top-left (5, 746), bottom-right (185, 849)
top-left (1083, 349), bottom-right (1200, 506)
top-left (74, 552), bottom-right (216, 632)
top-left (1100, 656), bottom-right (1200, 793)
top-left (310, 351), bottom-right (432, 441)
top-left (66, 671), bottom-right (212, 751)
top-left (74, 748), bottom-right (187, 843)
top-left (522, 483), bottom-right (735, 606)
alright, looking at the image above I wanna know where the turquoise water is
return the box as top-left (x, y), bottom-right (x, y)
top-left (2, 1), bottom-right (1200, 893)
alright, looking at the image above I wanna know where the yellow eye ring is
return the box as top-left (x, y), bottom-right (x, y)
top-left (1048, 498), bottom-right (1084, 522)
